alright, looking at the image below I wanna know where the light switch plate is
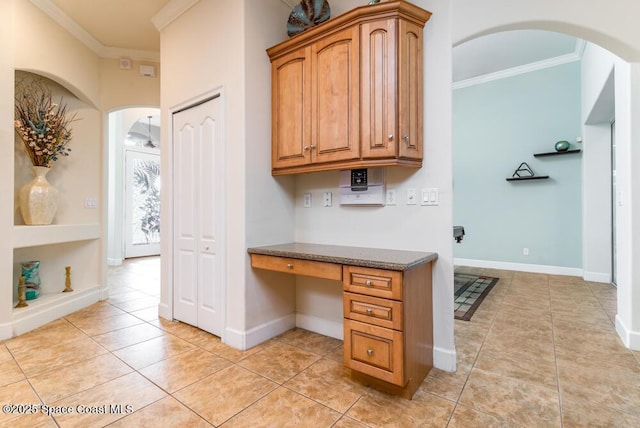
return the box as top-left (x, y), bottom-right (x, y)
top-left (323, 192), bottom-right (332, 207)
top-left (407, 188), bottom-right (417, 205)
top-left (421, 188), bottom-right (439, 206)
top-left (303, 193), bottom-right (312, 208)
top-left (386, 189), bottom-right (397, 206)
top-left (85, 197), bottom-right (97, 209)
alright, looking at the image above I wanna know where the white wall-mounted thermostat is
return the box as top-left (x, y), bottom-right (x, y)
top-left (339, 168), bottom-right (385, 206)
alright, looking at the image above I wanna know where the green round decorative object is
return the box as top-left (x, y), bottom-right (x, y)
top-left (555, 140), bottom-right (570, 152)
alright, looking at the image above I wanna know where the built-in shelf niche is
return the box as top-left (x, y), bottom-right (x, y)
top-left (13, 223), bottom-right (100, 249)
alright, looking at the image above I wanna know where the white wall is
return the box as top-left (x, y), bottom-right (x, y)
top-left (158, 0), bottom-right (296, 349)
top-left (293, 0), bottom-right (455, 370)
top-left (581, 43), bottom-right (615, 283)
top-left (452, 0), bottom-right (640, 350)
top-left (243, 0), bottom-right (297, 343)
top-left (14, 0), bottom-right (100, 107)
top-left (0, 0), bottom-right (15, 339)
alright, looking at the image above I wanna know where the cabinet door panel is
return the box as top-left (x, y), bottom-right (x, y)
top-left (361, 19), bottom-right (397, 159)
top-left (272, 47), bottom-right (312, 168)
top-left (312, 27), bottom-right (360, 164)
top-left (398, 20), bottom-right (423, 160)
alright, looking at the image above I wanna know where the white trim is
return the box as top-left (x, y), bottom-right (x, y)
top-left (583, 271), bottom-right (612, 283)
top-left (0, 322), bottom-right (12, 341)
top-left (224, 314), bottom-right (296, 351)
top-left (166, 87), bottom-right (227, 341)
top-left (453, 52), bottom-right (582, 90)
top-left (152, 0), bottom-right (199, 32)
top-left (454, 258), bottom-right (583, 277)
top-left (296, 313), bottom-right (343, 340)
top-left (30, 0), bottom-right (160, 61)
top-left (12, 287), bottom-right (101, 337)
top-left (615, 314), bottom-right (640, 351)
top-left (107, 258), bottom-right (123, 267)
top-left (158, 302), bottom-right (171, 320)
top-left (433, 346), bottom-right (456, 372)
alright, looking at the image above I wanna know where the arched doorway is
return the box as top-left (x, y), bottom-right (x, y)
top-left (452, 0), bottom-right (640, 351)
top-left (107, 107), bottom-right (161, 265)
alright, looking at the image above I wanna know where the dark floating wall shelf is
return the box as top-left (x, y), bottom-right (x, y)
top-left (506, 176), bottom-right (550, 182)
top-left (534, 149), bottom-right (582, 157)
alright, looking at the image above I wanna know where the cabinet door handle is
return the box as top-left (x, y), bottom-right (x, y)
top-left (303, 146), bottom-right (309, 151)
top-left (366, 308), bottom-right (373, 315)
top-left (310, 145), bottom-right (316, 150)
top-left (367, 349), bottom-right (373, 356)
top-left (402, 135), bottom-right (410, 143)
top-left (388, 134), bottom-right (394, 141)
top-left (204, 245), bottom-right (210, 250)
top-left (365, 280), bottom-right (372, 286)
top-left (286, 263), bottom-right (293, 269)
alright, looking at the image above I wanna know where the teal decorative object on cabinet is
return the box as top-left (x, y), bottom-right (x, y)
top-left (21, 261), bottom-right (41, 300)
top-left (287, 0), bottom-right (331, 37)
top-left (555, 140), bottom-right (570, 152)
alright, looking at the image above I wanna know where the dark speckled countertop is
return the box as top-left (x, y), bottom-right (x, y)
top-left (247, 242), bottom-right (438, 271)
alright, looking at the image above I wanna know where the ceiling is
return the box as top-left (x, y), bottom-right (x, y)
top-left (44, 0), bottom-right (169, 57)
top-left (38, 1), bottom-right (582, 84)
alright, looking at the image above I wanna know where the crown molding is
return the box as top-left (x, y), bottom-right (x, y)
top-left (30, 0), bottom-right (159, 61)
top-left (454, 38), bottom-right (586, 90)
top-left (151, 0), bottom-right (199, 31)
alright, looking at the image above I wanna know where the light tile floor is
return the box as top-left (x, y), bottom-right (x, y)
top-left (1, 258), bottom-right (638, 427)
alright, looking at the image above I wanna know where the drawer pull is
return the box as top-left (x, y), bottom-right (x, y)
top-left (286, 263), bottom-right (293, 269)
top-left (367, 349), bottom-right (373, 356)
top-left (366, 308), bottom-right (373, 315)
top-left (365, 280), bottom-right (372, 286)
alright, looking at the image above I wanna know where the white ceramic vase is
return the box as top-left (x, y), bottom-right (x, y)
top-left (18, 166), bottom-right (58, 225)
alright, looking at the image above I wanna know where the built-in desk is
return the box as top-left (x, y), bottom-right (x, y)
top-left (247, 243), bottom-right (438, 399)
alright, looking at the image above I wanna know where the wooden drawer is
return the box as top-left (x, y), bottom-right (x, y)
top-left (343, 266), bottom-right (403, 300)
top-left (250, 254), bottom-right (342, 281)
top-left (343, 292), bottom-right (403, 330)
top-left (344, 319), bottom-right (405, 386)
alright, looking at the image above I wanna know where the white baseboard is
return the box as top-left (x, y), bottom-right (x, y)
top-left (12, 286), bottom-right (101, 337)
top-left (158, 302), bottom-right (172, 320)
top-left (433, 346), bottom-right (456, 372)
top-left (296, 313), bottom-right (343, 340)
top-left (107, 258), bottom-right (123, 267)
top-left (0, 322), bottom-right (12, 341)
top-left (615, 314), bottom-right (640, 351)
top-left (224, 314), bottom-right (296, 351)
top-left (583, 271), bottom-right (611, 283)
top-left (454, 258), bottom-right (583, 277)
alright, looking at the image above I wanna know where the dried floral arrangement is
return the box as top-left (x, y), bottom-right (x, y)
top-left (14, 78), bottom-right (79, 167)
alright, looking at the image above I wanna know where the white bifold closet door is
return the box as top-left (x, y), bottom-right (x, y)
top-left (172, 96), bottom-right (223, 337)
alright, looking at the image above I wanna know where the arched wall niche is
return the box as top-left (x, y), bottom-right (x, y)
top-left (15, 68), bottom-right (98, 109)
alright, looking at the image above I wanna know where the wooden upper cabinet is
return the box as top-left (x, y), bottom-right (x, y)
top-left (398, 19), bottom-right (423, 160)
top-left (312, 26), bottom-right (360, 165)
top-left (360, 19), bottom-right (397, 160)
top-left (267, 0), bottom-right (431, 175)
top-left (271, 46), bottom-right (312, 169)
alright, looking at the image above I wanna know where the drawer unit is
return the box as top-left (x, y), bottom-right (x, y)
top-left (250, 254), bottom-right (342, 281)
top-left (343, 265), bottom-right (403, 300)
top-left (343, 291), bottom-right (403, 330)
top-left (247, 243), bottom-right (435, 399)
top-left (344, 319), bottom-right (404, 386)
